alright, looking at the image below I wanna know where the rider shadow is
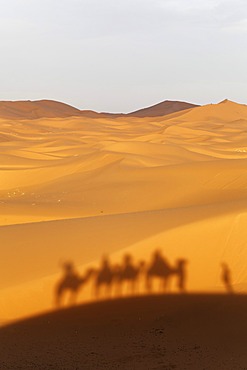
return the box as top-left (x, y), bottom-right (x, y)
top-left (94, 255), bottom-right (114, 299)
top-left (54, 261), bottom-right (94, 307)
top-left (115, 254), bottom-right (145, 297)
top-left (92, 254), bottom-right (146, 299)
top-left (146, 250), bottom-right (188, 294)
top-left (54, 251), bottom-right (189, 308)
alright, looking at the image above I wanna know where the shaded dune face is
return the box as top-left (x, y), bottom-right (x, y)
top-left (0, 100), bottom-right (83, 119)
top-left (0, 98), bottom-right (199, 119)
top-left (1, 295), bottom-right (247, 370)
top-left (127, 100), bottom-right (199, 117)
top-left (0, 99), bottom-right (247, 321)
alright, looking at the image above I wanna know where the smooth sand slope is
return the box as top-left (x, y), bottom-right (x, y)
top-left (1, 295), bottom-right (247, 370)
top-left (1, 100), bottom-right (247, 322)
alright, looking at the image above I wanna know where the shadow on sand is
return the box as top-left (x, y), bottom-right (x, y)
top-left (55, 250), bottom-right (189, 307)
top-left (55, 250), bottom-right (235, 308)
top-left (0, 294), bottom-right (246, 370)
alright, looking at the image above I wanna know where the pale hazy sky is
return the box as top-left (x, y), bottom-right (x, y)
top-left (0, 0), bottom-right (247, 112)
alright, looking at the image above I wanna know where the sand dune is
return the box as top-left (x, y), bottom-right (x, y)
top-left (128, 99), bottom-right (199, 117)
top-left (0, 100), bottom-right (84, 119)
top-left (0, 98), bottom-right (199, 120)
top-left (1, 99), bottom-right (247, 323)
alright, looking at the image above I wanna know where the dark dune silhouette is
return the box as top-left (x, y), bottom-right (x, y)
top-left (1, 295), bottom-right (247, 369)
top-left (0, 99), bottom-right (83, 119)
top-left (127, 100), bottom-right (199, 117)
top-left (0, 99), bottom-right (199, 119)
top-left (0, 99), bottom-right (119, 119)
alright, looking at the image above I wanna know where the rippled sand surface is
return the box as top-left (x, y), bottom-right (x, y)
top-left (1, 99), bottom-right (247, 321)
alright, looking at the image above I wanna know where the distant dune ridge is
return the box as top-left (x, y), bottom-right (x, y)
top-left (127, 100), bottom-right (199, 117)
top-left (1, 99), bottom-right (247, 324)
top-left (0, 98), bottom-right (199, 119)
top-left (0, 99), bottom-right (83, 119)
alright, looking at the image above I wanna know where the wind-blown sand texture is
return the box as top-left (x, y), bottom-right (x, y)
top-left (1, 98), bottom-right (247, 369)
top-left (0, 98), bottom-right (247, 324)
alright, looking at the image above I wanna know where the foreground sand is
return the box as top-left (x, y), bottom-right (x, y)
top-left (0, 295), bottom-right (247, 369)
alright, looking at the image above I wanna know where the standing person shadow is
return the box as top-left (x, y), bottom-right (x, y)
top-left (175, 258), bottom-right (188, 293)
top-left (221, 262), bottom-right (234, 294)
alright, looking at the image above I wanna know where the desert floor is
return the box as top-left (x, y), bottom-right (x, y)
top-left (1, 295), bottom-right (247, 369)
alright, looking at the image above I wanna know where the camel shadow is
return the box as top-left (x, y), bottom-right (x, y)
top-left (55, 261), bottom-right (94, 307)
top-left (146, 250), bottom-right (187, 294)
top-left (54, 250), bottom-right (189, 307)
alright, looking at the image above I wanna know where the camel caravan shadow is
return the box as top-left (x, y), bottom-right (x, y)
top-left (55, 250), bottom-right (188, 308)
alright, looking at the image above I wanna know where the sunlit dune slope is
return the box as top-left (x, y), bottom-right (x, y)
top-left (1, 99), bottom-right (247, 321)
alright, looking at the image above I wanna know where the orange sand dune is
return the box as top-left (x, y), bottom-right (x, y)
top-left (1, 100), bottom-right (247, 322)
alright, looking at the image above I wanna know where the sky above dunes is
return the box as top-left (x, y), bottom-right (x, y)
top-left (0, 0), bottom-right (247, 112)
